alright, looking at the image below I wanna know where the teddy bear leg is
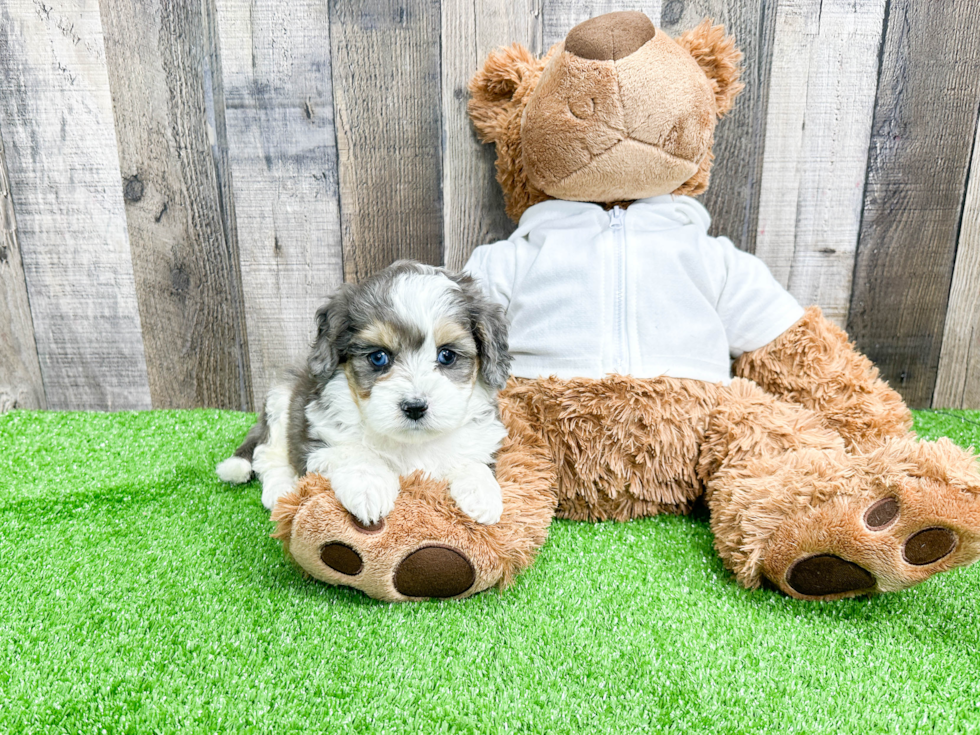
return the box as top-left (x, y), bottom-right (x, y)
top-left (732, 306), bottom-right (913, 452)
top-left (701, 379), bottom-right (980, 600)
top-left (269, 395), bottom-right (557, 602)
top-left (502, 375), bottom-right (720, 522)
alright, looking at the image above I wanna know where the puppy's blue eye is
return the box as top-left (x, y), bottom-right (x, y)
top-left (437, 349), bottom-right (457, 366)
top-left (368, 351), bottom-right (389, 368)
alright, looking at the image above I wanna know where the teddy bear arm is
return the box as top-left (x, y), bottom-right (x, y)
top-left (269, 391), bottom-right (558, 602)
top-left (731, 305), bottom-right (912, 451)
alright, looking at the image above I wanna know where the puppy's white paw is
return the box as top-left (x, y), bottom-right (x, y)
top-left (331, 464), bottom-right (400, 526)
top-left (216, 456), bottom-right (252, 485)
top-left (450, 468), bottom-right (503, 525)
top-left (258, 470), bottom-right (300, 511)
top-left (261, 486), bottom-right (285, 511)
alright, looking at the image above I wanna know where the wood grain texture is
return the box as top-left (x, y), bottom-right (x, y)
top-left (660, 0), bottom-right (776, 254)
top-left (933, 120), bottom-right (980, 409)
top-left (441, 0), bottom-right (542, 269)
top-left (848, 0), bottom-right (980, 408)
top-left (213, 0), bottom-right (344, 405)
top-left (754, 0), bottom-right (885, 326)
top-left (0, 0), bottom-right (151, 410)
top-left (100, 0), bottom-right (253, 410)
top-left (329, 0), bottom-right (443, 282)
top-left (543, 0), bottom-right (662, 49)
top-left (0, 127), bottom-right (45, 411)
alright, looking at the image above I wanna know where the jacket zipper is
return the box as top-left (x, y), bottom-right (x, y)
top-left (609, 206), bottom-right (628, 374)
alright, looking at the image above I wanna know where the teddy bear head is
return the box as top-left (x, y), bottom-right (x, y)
top-left (468, 11), bottom-right (744, 221)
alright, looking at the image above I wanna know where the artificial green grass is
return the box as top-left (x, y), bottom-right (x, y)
top-left (2, 409), bottom-right (980, 734)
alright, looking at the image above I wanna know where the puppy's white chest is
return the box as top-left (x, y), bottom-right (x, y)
top-left (306, 372), bottom-right (505, 480)
top-left (367, 417), bottom-right (506, 479)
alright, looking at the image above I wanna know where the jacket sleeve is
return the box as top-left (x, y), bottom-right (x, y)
top-left (711, 235), bottom-right (805, 357)
top-left (463, 241), bottom-right (516, 310)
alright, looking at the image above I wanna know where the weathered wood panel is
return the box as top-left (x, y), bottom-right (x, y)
top-left (754, 0), bottom-right (885, 326)
top-left (0, 0), bottom-right (151, 410)
top-left (213, 0), bottom-right (344, 405)
top-left (933, 120), bottom-right (980, 409)
top-left (848, 0), bottom-right (980, 408)
top-left (660, 0), bottom-right (776, 253)
top-left (441, 0), bottom-right (542, 269)
top-left (329, 0), bottom-right (443, 282)
top-left (101, 0), bottom-right (253, 410)
top-left (544, 1), bottom-right (661, 49)
top-left (0, 127), bottom-right (45, 411)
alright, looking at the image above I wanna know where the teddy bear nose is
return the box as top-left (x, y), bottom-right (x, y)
top-left (564, 10), bottom-right (656, 61)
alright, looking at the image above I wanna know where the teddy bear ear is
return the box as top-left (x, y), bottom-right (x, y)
top-left (674, 19), bottom-right (744, 117)
top-left (468, 43), bottom-right (540, 143)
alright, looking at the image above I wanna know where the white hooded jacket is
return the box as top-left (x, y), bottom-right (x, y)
top-left (464, 194), bottom-right (804, 384)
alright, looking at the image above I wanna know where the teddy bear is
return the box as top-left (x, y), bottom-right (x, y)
top-left (271, 10), bottom-right (980, 602)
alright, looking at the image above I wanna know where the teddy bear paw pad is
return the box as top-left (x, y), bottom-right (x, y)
top-left (903, 527), bottom-right (957, 565)
top-left (393, 546), bottom-right (475, 598)
top-left (783, 523), bottom-right (960, 597)
top-left (766, 480), bottom-right (977, 599)
top-left (859, 494), bottom-right (959, 566)
top-left (863, 497), bottom-right (899, 529)
top-left (786, 555), bottom-right (876, 597)
top-left (320, 542), bottom-right (363, 576)
top-left (350, 514), bottom-right (385, 534)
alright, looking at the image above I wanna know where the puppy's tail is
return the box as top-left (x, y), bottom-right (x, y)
top-left (216, 412), bottom-right (268, 485)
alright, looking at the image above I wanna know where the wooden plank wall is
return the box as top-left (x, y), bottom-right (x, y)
top-left (100, 0), bottom-right (252, 410)
top-left (0, 0), bottom-right (151, 411)
top-left (213, 0), bottom-right (344, 403)
top-left (848, 0), bottom-right (980, 408)
top-left (755, 0), bottom-right (886, 325)
top-left (934, 125), bottom-right (980, 409)
top-left (0, 128), bottom-right (44, 411)
top-left (0, 0), bottom-right (978, 411)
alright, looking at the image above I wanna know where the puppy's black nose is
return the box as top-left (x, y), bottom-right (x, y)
top-left (400, 399), bottom-right (428, 421)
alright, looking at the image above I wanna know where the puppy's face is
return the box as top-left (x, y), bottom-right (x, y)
top-left (309, 262), bottom-right (511, 444)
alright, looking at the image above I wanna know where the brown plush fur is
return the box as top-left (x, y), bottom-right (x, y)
top-left (468, 43), bottom-right (555, 222)
top-left (733, 306), bottom-right (913, 451)
top-left (715, 437), bottom-right (980, 598)
top-left (670, 20), bottom-right (743, 197)
top-left (499, 370), bottom-right (980, 598)
top-left (276, 363), bottom-right (980, 602)
top-left (503, 375), bottom-right (717, 521)
top-left (522, 28), bottom-right (717, 202)
top-left (274, 11), bottom-right (980, 603)
top-left (674, 19), bottom-right (744, 117)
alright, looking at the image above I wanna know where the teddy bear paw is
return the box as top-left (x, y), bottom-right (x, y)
top-left (762, 439), bottom-right (980, 600)
top-left (270, 470), bottom-right (555, 602)
top-left (285, 505), bottom-right (482, 601)
top-left (315, 511), bottom-right (477, 600)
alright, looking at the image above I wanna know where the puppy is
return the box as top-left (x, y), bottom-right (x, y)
top-left (216, 261), bottom-right (512, 526)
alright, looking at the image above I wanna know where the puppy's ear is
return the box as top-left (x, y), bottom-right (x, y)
top-left (309, 285), bottom-right (353, 379)
top-left (454, 273), bottom-right (512, 391)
